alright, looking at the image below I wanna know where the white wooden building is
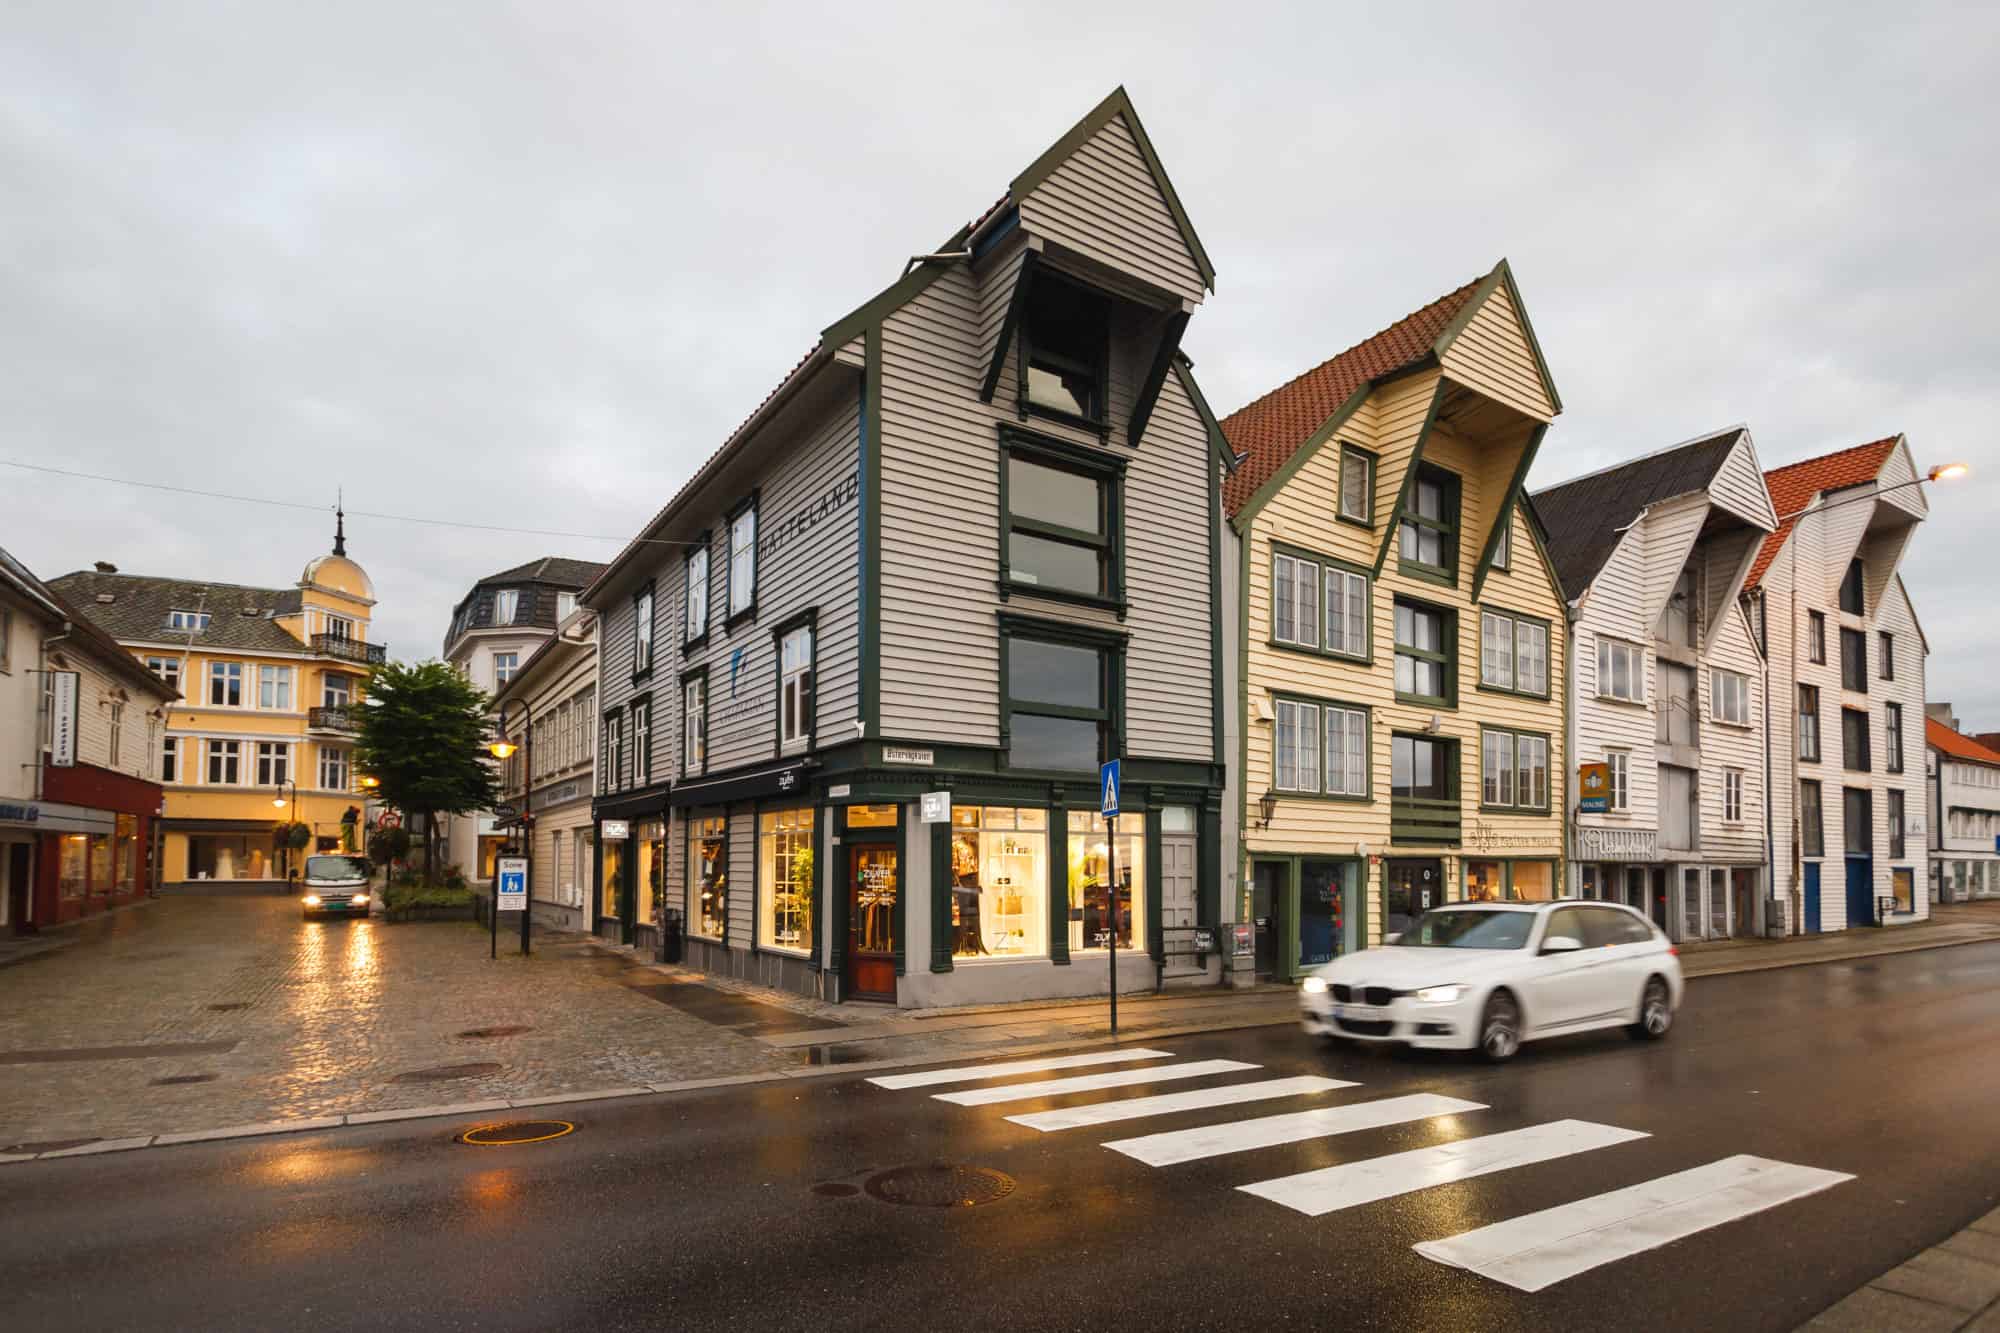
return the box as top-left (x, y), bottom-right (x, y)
top-left (1925, 706), bottom-right (2000, 902)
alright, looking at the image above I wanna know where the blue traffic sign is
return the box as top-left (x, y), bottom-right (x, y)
top-left (1100, 759), bottom-right (1121, 818)
top-left (496, 856), bottom-right (528, 912)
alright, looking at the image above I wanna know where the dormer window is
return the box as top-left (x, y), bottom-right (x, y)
top-left (494, 589), bottom-right (520, 625)
top-left (1021, 274), bottom-right (1108, 426)
top-left (168, 609), bottom-right (210, 632)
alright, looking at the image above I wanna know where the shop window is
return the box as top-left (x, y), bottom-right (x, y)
top-left (1840, 628), bottom-right (1867, 693)
top-left (1338, 446), bottom-right (1374, 526)
top-left (1002, 439), bottom-right (1121, 605)
top-left (778, 620), bottom-right (814, 752)
top-left (1394, 598), bottom-right (1454, 706)
top-left (949, 806), bottom-right (1048, 959)
top-left (1596, 636), bottom-right (1644, 703)
top-left (1886, 703), bottom-right (1903, 773)
top-left (1578, 864), bottom-right (1600, 900)
top-left (1800, 780), bottom-right (1825, 857)
top-left (1465, 859), bottom-right (1503, 903)
top-left (727, 500), bottom-right (757, 621)
top-left (208, 661), bottom-right (243, 707)
top-left (599, 836), bottom-right (625, 922)
top-left (1002, 623), bottom-right (1116, 774)
top-left (690, 814), bottom-right (728, 939)
top-left (1397, 463), bottom-right (1459, 581)
top-left (59, 834), bottom-right (87, 898)
top-left (1839, 558), bottom-right (1865, 615)
top-left (1711, 670), bottom-right (1750, 725)
top-left (633, 585), bottom-right (655, 674)
top-left (685, 541), bottom-right (710, 644)
top-left (1479, 610), bottom-right (1547, 696)
top-left (1298, 860), bottom-right (1351, 967)
top-left (758, 808), bottom-right (815, 954)
top-left (169, 608), bottom-right (210, 632)
top-left (1066, 811), bottom-right (1143, 953)
top-left (634, 828), bottom-right (659, 929)
top-left (1020, 274), bottom-right (1108, 425)
top-left (1842, 708), bottom-right (1871, 772)
top-left (1510, 862), bottom-right (1554, 902)
top-left (1480, 728), bottom-right (1548, 811)
top-left (1893, 867), bottom-right (1914, 914)
top-left (1807, 611), bottom-right (1826, 664)
top-left (88, 833), bottom-right (110, 894)
top-left (1799, 686), bottom-right (1821, 762)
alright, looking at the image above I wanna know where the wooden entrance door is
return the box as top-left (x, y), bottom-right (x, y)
top-left (1159, 835), bottom-right (1197, 978)
top-left (846, 844), bottom-right (898, 1002)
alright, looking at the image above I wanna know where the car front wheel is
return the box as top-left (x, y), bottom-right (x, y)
top-left (1628, 976), bottom-right (1673, 1041)
top-left (1478, 991), bottom-right (1521, 1063)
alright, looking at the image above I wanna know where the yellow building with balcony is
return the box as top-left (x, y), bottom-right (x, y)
top-left (51, 514), bottom-right (384, 883)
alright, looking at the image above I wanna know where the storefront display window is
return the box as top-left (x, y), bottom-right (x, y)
top-left (691, 814), bottom-right (727, 938)
top-left (1509, 862), bottom-right (1554, 902)
top-left (599, 837), bottom-right (625, 921)
top-left (1681, 867), bottom-right (1702, 940)
top-left (114, 815), bottom-right (138, 892)
top-left (59, 834), bottom-right (88, 898)
top-left (1893, 868), bottom-right (1914, 914)
top-left (1066, 811), bottom-right (1142, 952)
top-left (950, 807), bottom-right (1047, 959)
top-left (1465, 860), bottom-right (1503, 903)
top-left (1577, 864), bottom-right (1599, 900)
top-left (1298, 859), bottom-right (1350, 968)
top-left (759, 807), bottom-right (814, 953)
top-left (636, 821), bottom-right (663, 930)
top-left (1707, 868), bottom-right (1728, 938)
top-left (88, 834), bottom-right (110, 895)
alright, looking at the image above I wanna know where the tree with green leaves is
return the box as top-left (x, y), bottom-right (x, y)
top-left (353, 660), bottom-right (500, 883)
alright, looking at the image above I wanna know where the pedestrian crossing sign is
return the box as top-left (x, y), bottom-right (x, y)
top-left (1101, 759), bottom-right (1121, 818)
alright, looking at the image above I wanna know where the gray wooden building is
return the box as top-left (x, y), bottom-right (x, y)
top-left (583, 88), bottom-right (1230, 1006)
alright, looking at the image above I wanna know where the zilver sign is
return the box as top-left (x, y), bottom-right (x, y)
top-left (49, 670), bottom-right (79, 768)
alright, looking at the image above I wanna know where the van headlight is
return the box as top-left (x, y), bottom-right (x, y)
top-left (351, 894), bottom-right (369, 905)
top-left (302, 894), bottom-right (321, 907)
top-left (1415, 985), bottom-right (1466, 1004)
top-left (1301, 976), bottom-right (1328, 994)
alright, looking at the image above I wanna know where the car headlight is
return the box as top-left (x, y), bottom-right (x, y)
top-left (1414, 984), bottom-right (1466, 1004)
top-left (351, 894), bottom-right (369, 905)
top-left (302, 894), bottom-right (321, 906)
top-left (1301, 976), bottom-right (1328, 994)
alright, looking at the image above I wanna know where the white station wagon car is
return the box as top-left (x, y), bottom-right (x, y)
top-left (1299, 901), bottom-right (1684, 1062)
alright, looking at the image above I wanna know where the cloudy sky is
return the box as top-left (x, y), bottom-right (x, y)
top-left (5, 3), bottom-right (1996, 712)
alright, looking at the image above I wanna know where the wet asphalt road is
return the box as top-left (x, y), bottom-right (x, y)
top-left (5, 942), bottom-right (2000, 1332)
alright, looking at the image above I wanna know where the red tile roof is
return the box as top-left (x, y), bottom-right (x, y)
top-left (1218, 274), bottom-right (1487, 516)
top-left (1929, 716), bottom-right (2000, 767)
top-left (1742, 436), bottom-right (1900, 591)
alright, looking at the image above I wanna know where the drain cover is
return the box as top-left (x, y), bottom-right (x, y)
top-left (393, 1062), bottom-right (503, 1083)
top-left (864, 1164), bottom-right (1016, 1208)
top-left (456, 1025), bottom-right (533, 1039)
top-left (458, 1120), bottom-right (575, 1146)
top-left (150, 1073), bottom-right (219, 1086)
top-left (207, 1003), bottom-right (250, 1012)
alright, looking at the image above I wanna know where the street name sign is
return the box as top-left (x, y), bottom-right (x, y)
top-left (496, 857), bottom-right (528, 913)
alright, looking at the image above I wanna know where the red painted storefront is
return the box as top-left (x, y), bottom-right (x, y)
top-left (32, 762), bottom-right (163, 926)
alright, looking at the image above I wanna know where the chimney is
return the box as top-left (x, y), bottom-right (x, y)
top-left (93, 560), bottom-right (117, 574)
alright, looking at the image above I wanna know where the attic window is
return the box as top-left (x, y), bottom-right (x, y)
top-left (1021, 274), bottom-right (1108, 427)
top-left (167, 609), bottom-right (210, 631)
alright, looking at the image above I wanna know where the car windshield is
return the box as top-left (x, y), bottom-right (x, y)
top-left (304, 855), bottom-right (369, 881)
top-left (1397, 908), bottom-right (1532, 950)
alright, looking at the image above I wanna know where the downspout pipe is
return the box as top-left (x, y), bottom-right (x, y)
top-left (901, 250), bottom-right (972, 277)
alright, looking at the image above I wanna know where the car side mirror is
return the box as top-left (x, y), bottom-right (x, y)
top-left (1541, 935), bottom-right (1584, 955)
top-left (1384, 932), bottom-right (1402, 945)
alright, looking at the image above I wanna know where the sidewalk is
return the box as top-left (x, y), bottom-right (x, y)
top-left (1804, 1206), bottom-right (2000, 1331)
top-left (1680, 901), bottom-right (2000, 979)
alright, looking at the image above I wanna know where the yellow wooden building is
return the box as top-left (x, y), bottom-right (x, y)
top-left (1220, 261), bottom-right (1567, 979)
top-left (52, 514), bottom-right (383, 883)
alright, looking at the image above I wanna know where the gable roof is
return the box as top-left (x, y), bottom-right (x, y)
top-left (1743, 436), bottom-right (1900, 592)
top-left (2, 552), bottom-right (178, 699)
top-left (1929, 716), bottom-right (2000, 767)
top-left (48, 569), bottom-right (309, 656)
top-left (1531, 428), bottom-right (1746, 603)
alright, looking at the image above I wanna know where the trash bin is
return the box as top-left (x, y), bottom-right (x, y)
top-left (660, 907), bottom-right (684, 964)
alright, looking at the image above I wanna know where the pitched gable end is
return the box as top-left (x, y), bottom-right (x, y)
top-left (1432, 260), bottom-right (1560, 420)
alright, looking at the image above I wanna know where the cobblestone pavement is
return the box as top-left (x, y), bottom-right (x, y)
top-left (0, 896), bottom-right (805, 1148)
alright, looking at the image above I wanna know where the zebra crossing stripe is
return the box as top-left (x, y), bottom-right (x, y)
top-left (933, 1060), bottom-right (1258, 1107)
top-left (1414, 1154), bottom-right (1855, 1292)
top-left (1102, 1093), bottom-right (1485, 1167)
top-left (1240, 1119), bottom-right (1648, 1217)
top-left (1004, 1076), bottom-right (1358, 1132)
top-left (866, 1049), bottom-right (1175, 1090)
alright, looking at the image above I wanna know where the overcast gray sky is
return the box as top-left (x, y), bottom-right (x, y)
top-left (5, 3), bottom-right (1996, 715)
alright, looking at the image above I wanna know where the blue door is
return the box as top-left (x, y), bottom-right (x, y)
top-left (1803, 863), bottom-right (1822, 933)
top-left (1845, 856), bottom-right (1874, 928)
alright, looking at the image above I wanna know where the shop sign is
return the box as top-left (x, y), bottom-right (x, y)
top-left (492, 802), bottom-right (518, 820)
top-left (919, 791), bottom-right (951, 824)
top-left (0, 801), bottom-right (40, 824)
top-left (49, 670), bottom-right (79, 768)
top-left (776, 769), bottom-right (800, 794)
top-left (1576, 825), bottom-right (1658, 861)
top-left (601, 819), bottom-right (630, 841)
top-left (882, 746), bottom-right (933, 767)
top-left (1576, 762), bottom-right (1610, 814)
top-left (827, 784), bottom-right (852, 799)
top-left (1467, 823), bottom-right (1564, 853)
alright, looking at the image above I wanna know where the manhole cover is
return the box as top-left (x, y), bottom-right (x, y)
top-left (456, 1025), bottom-right (533, 1039)
top-left (150, 1073), bottom-right (219, 1086)
top-left (864, 1164), bottom-right (1016, 1208)
top-left (393, 1062), bottom-right (503, 1083)
top-left (207, 1003), bottom-right (250, 1012)
top-left (458, 1120), bottom-right (575, 1146)
top-left (811, 1182), bottom-right (860, 1198)
top-left (3, 1137), bottom-right (99, 1155)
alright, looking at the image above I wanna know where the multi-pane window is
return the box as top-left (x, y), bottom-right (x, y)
top-left (1798, 685), bottom-right (1821, 762)
top-left (1003, 631), bottom-right (1111, 773)
top-left (1391, 735), bottom-right (1454, 800)
top-left (108, 702), bottom-right (123, 767)
top-left (1480, 729), bottom-right (1548, 810)
top-left (1271, 554), bottom-right (1319, 649)
top-left (1839, 558), bottom-right (1865, 615)
top-left (322, 673), bottom-right (352, 707)
top-left (319, 747), bottom-right (350, 790)
top-left (1843, 788), bottom-right (1873, 855)
top-left (780, 625), bottom-right (814, 749)
top-left (631, 697), bottom-right (651, 785)
top-left (1394, 599), bottom-right (1452, 704)
top-left (1272, 552), bottom-right (1368, 658)
top-left (208, 661), bottom-right (243, 707)
top-left (1005, 448), bottom-right (1116, 601)
top-left (604, 711), bottom-right (625, 791)
top-left (1323, 705), bottom-right (1368, 797)
top-left (1886, 702), bottom-right (1904, 773)
top-left (1338, 447), bottom-right (1373, 524)
top-left (1724, 769), bottom-right (1744, 822)
top-left (168, 609), bottom-right (210, 631)
top-left (1274, 700), bottom-right (1367, 797)
top-left (759, 807), bottom-right (815, 953)
top-left (493, 652), bottom-right (518, 688)
top-left (1397, 464), bottom-right (1458, 577)
top-left (1889, 789), bottom-right (1906, 859)
top-left (1807, 611), bottom-right (1826, 664)
top-left (493, 589), bottom-right (519, 626)
top-left (145, 656), bottom-right (182, 693)
top-left (1022, 275), bottom-right (1108, 422)
top-left (1607, 751), bottom-right (1630, 811)
top-left (322, 614), bottom-right (354, 640)
top-left (1880, 632), bottom-right (1895, 680)
top-left (1800, 780), bottom-right (1825, 857)
top-left (682, 678), bottom-right (705, 776)
top-left (1840, 628), bottom-right (1867, 693)
top-left (1711, 670), bottom-right (1750, 725)
top-left (1274, 700), bottom-right (1320, 793)
top-left (256, 741), bottom-right (288, 786)
top-left (633, 586), bottom-right (655, 673)
top-left (206, 739), bottom-right (240, 785)
top-left (1596, 637), bottom-right (1645, 703)
top-left (728, 504), bottom-right (757, 618)
top-left (258, 664), bottom-right (292, 710)
top-left (1480, 611), bottom-right (1547, 696)
top-left (1842, 708), bottom-right (1871, 772)
top-left (160, 736), bottom-right (179, 784)
top-left (685, 545), bottom-right (710, 642)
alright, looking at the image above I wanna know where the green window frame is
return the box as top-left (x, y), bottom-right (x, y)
top-left (1479, 725), bottom-right (1551, 813)
top-left (997, 613), bottom-right (1125, 776)
top-left (1016, 271), bottom-right (1110, 435)
top-left (1397, 462), bottom-right (1460, 585)
top-left (997, 426), bottom-right (1127, 616)
top-left (1476, 605), bottom-right (1550, 699)
top-left (1393, 596), bottom-right (1457, 708)
top-left (1269, 543), bottom-right (1372, 663)
top-left (1271, 693), bottom-right (1371, 801)
top-left (1337, 444), bottom-right (1376, 529)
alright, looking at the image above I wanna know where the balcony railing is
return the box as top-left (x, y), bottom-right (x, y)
top-left (308, 705), bottom-right (359, 733)
top-left (313, 634), bottom-right (385, 666)
top-left (1390, 795), bottom-right (1461, 846)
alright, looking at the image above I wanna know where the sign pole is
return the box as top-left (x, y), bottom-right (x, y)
top-left (1107, 814), bottom-right (1118, 1037)
top-left (490, 866), bottom-right (498, 960)
top-left (520, 824), bottom-right (532, 957)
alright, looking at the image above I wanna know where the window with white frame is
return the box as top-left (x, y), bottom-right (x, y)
top-left (1606, 750), bottom-right (1630, 811)
top-left (1272, 699), bottom-right (1369, 797)
top-left (685, 545), bottom-right (710, 641)
top-left (1324, 705), bottom-right (1367, 796)
top-left (108, 701), bottom-right (124, 767)
top-left (780, 624), bottom-right (814, 749)
top-left (1324, 566), bottom-right (1368, 658)
top-left (633, 585), bottom-right (655, 674)
top-left (1723, 768), bottom-right (1744, 822)
top-left (1711, 669), bottom-right (1750, 725)
top-left (631, 697), bottom-right (651, 785)
top-left (206, 739), bottom-right (241, 785)
top-left (683, 676), bottom-right (706, 775)
top-left (322, 613), bottom-right (354, 640)
top-left (493, 589), bottom-right (519, 626)
top-left (729, 503), bottom-right (757, 618)
top-left (145, 655), bottom-right (181, 693)
top-left (1481, 611), bottom-right (1548, 695)
top-left (322, 672), bottom-right (351, 707)
top-left (256, 741), bottom-right (288, 786)
top-left (319, 747), bottom-right (350, 790)
top-left (1799, 685), bottom-right (1821, 762)
top-left (1338, 446), bottom-right (1373, 524)
top-left (207, 661), bottom-right (243, 707)
top-left (257, 664), bottom-right (293, 710)
top-left (1481, 728), bottom-right (1548, 810)
top-left (1273, 699), bottom-right (1320, 792)
top-left (169, 609), bottom-right (210, 631)
top-left (1274, 551), bottom-right (1369, 659)
top-left (161, 735), bottom-right (180, 784)
top-left (1491, 511), bottom-right (1512, 571)
top-left (603, 711), bottom-right (624, 791)
top-left (1596, 637), bottom-right (1644, 703)
top-left (492, 652), bottom-right (518, 688)
top-left (1271, 553), bottom-right (1319, 648)
top-left (556, 591), bottom-right (576, 622)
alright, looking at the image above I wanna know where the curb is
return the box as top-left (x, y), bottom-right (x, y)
top-left (1801, 1205), bottom-right (2000, 1330)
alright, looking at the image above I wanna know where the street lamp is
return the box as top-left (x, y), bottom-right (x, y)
top-left (271, 776), bottom-right (301, 882)
top-left (489, 698), bottom-right (532, 958)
